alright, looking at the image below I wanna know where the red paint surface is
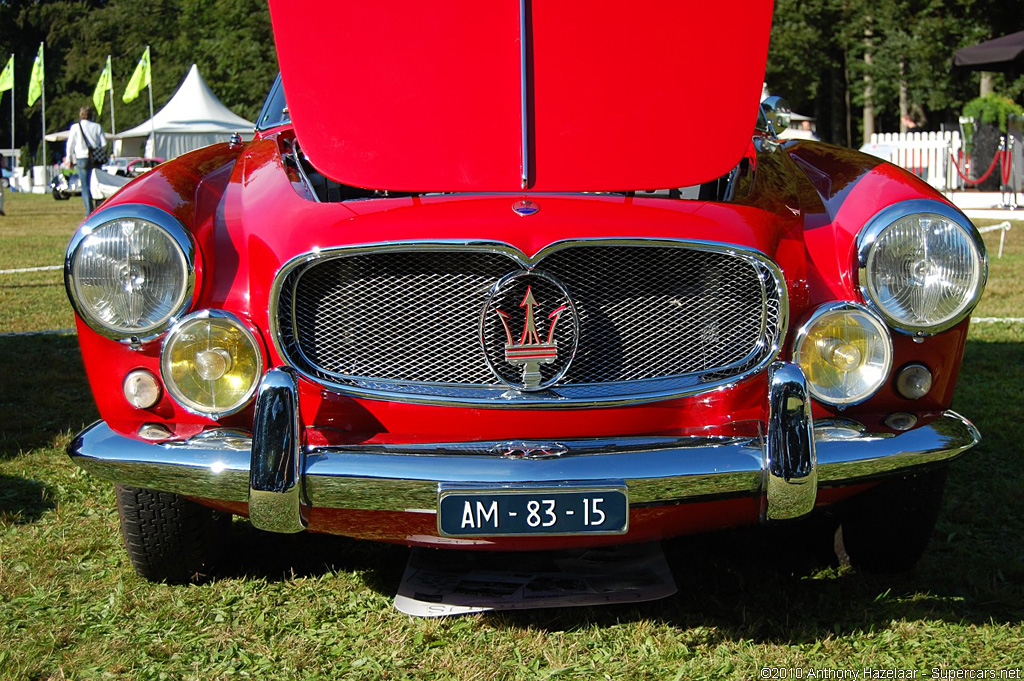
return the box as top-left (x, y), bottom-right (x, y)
top-left (268, 0), bottom-right (773, 191)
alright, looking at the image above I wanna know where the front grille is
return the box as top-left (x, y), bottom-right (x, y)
top-left (273, 241), bottom-right (785, 405)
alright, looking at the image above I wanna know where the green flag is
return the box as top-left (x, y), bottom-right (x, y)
top-left (93, 56), bottom-right (112, 114)
top-left (0, 55), bottom-right (13, 93)
top-left (27, 44), bottom-right (43, 106)
top-left (122, 47), bottom-right (150, 103)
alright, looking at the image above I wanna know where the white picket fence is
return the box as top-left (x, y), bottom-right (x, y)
top-left (861, 131), bottom-right (963, 191)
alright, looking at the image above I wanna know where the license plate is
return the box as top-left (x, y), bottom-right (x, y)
top-left (438, 486), bottom-right (628, 537)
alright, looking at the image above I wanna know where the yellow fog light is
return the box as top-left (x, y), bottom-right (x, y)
top-left (793, 302), bottom-right (893, 407)
top-left (161, 310), bottom-right (263, 418)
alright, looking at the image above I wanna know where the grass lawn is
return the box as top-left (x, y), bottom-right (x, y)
top-left (0, 193), bottom-right (83, 334)
top-left (1, 190), bottom-right (1023, 679)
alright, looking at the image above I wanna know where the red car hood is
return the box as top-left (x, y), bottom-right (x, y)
top-left (269, 0), bottom-right (773, 193)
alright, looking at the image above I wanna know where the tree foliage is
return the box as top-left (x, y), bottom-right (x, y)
top-left (2, 1), bottom-right (1023, 160)
top-left (963, 94), bottom-right (1024, 132)
top-left (764, 0), bottom-right (1024, 145)
top-left (0, 0), bottom-right (274, 164)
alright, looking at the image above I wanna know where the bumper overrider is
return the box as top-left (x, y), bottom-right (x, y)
top-left (68, 363), bottom-right (980, 535)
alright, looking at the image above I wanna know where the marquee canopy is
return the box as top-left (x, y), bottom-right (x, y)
top-left (115, 64), bottom-right (255, 159)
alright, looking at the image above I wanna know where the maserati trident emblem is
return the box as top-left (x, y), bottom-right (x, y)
top-left (496, 286), bottom-right (565, 389)
top-left (480, 270), bottom-right (578, 391)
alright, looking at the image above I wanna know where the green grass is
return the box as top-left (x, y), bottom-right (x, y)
top-left (0, 193), bottom-right (83, 334)
top-left (1, 191), bottom-right (1023, 679)
top-left (972, 218), bottom-right (1023, 319)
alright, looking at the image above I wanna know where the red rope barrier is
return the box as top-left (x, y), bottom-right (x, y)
top-left (950, 150), bottom-right (1006, 185)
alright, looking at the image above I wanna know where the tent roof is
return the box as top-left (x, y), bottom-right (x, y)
top-left (118, 64), bottom-right (256, 138)
top-left (953, 30), bottom-right (1024, 73)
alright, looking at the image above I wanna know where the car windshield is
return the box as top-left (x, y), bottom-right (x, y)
top-left (256, 74), bottom-right (290, 131)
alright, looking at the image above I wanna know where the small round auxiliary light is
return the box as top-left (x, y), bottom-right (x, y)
top-left (138, 423), bottom-right (173, 441)
top-left (896, 363), bottom-right (933, 400)
top-left (123, 369), bottom-right (161, 409)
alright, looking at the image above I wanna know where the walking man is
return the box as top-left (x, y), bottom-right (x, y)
top-left (65, 105), bottom-right (106, 214)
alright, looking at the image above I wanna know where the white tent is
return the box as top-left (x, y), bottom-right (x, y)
top-left (114, 64), bottom-right (255, 159)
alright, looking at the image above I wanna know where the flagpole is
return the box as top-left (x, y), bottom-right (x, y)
top-left (40, 43), bottom-right (46, 179)
top-left (147, 46), bottom-right (154, 156)
top-left (9, 54), bottom-right (13, 154)
top-left (108, 55), bottom-right (116, 135)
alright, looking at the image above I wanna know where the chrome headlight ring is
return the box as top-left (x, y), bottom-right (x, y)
top-left (65, 203), bottom-right (198, 344)
top-left (856, 199), bottom-right (987, 336)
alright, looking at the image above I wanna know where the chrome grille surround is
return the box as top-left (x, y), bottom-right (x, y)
top-left (269, 238), bottom-right (788, 407)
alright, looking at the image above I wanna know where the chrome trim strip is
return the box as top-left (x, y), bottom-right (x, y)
top-left (519, 0), bottom-right (529, 189)
top-left (68, 411), bottom-right (979, 519)
top-left (64, 203), bottom-right (198, 345)
top-left (248, 368), bottom-right (307, 533)
top-left (267, 237), bottom-right (789, 408)
top-left (855, 199), bottom-right (988, 336)
top-left (764, 362), bottom-right (817, 520)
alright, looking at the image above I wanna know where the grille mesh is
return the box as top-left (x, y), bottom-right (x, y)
top-left (275, 244), bottom-right (783, 399)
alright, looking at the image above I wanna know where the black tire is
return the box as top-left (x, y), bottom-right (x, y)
top-left (116, 484), bottom-right (232, 584)
top-left (52, 189), bottom-right (69, 200)
top-left (834, 467), bottom-right (948, 574)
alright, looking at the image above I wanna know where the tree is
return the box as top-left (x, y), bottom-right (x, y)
top-left (766, 0), bottom-right (1024, 147)
top-left (0, 0), bottom-right (274, 161)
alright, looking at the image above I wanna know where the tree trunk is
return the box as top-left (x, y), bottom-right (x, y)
top-left (980, 72), bottom-right (994, 97)
top-left (899, 61), bottom-right (910, 134)
top-left (863, 31), bottom-right (875, 145)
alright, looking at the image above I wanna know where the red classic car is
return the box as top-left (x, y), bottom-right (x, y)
top-left (65, 1), bottom-right (986, 584)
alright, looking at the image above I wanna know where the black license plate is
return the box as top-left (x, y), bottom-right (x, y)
top-left (438, 486), bottom-right (628, 537)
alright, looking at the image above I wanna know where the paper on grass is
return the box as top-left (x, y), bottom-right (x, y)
top-left (394, 542), bottom-right (676, 617)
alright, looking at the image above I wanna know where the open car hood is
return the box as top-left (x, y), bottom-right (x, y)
top-left (269, 0), bottom-right (773, 192)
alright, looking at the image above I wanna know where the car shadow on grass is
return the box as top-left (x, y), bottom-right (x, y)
top-left (219, 520), bottom-right (412, 590)
top-left (0, 334), bottom-right (97, 460)
top-left (0, 474), bottom-right (55, 524)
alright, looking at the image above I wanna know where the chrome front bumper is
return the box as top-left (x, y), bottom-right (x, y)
top-left (68, 364), bottom-right (980, 534)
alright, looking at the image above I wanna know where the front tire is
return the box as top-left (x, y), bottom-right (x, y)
top-left (834, 467), bottom-right (948, 574)
top-left (116, 485), bottom-right (231, 584)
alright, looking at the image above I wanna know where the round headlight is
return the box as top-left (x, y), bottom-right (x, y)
top-left (858, 200), bottom-right (986, 335)
top-left (66, 205), bottom-right (195, 341)
top-left (161, 310), bottom-right (263, 418)
top-left (793, 302), bottom-right (893, 407)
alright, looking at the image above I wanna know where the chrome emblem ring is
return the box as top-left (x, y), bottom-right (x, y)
top-left (480, 270), bottom-right (578, 391)
top-left (512, 199), bottom-right (540, 216)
